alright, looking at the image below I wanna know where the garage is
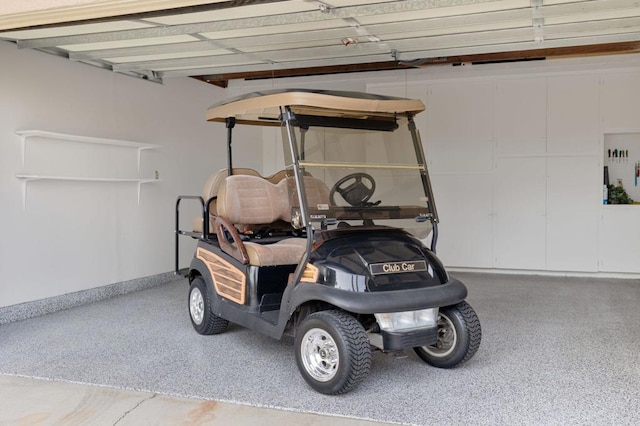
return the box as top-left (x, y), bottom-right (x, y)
top-left (1, 1), bottom-right (639, 424)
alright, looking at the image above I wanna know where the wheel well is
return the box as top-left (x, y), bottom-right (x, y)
top-left (188, 270), bottom-right (201, 284)
top-left (287, 301), bottom-right (376, 336)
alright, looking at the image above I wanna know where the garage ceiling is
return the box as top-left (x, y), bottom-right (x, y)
top-left (2, 0), bottom-right (640, 87)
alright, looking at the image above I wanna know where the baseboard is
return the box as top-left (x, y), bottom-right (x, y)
top-left (448, 267), bottom-right (640, 280)
top-left (0, 272), bottom-right (184, 325)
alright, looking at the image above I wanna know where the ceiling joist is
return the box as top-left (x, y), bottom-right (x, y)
top-left (1, 0), bottom-right (640, 87)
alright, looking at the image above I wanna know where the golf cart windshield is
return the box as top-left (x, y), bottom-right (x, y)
top-left (282, 114), bottom-right (434, 238)
top-left (206, 89), bottom-right (437, 240)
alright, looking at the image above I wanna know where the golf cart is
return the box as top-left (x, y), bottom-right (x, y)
top-left (175, 89), bottom-right (481, 395)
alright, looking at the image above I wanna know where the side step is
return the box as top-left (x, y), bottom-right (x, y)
top-left (260, 310), bottom-right (280, 326)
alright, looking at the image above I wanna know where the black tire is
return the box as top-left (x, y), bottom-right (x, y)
top-left (294, 310), bottom-right (372, 395)
top-left (188, 276), bottom-right (229, 335)
top-left (414, 301), bottom-right (481, 368)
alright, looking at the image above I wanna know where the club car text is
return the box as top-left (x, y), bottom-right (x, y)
top-left (369, 260), bottom-right (427, 275)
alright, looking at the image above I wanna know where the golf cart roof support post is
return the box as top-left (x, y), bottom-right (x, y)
top-left (282, 106), bottom-right (310, 227)
top-left (408, 116), bottom-right (440, 252)
top-left (281, 106), bottom-right (314, 288)
top-left (226, 117), bottom-right (236, 177)
top-left (300, 127), bottom-right (307, 161)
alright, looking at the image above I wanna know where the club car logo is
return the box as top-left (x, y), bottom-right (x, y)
top-left (369, 260), bottom-right (427, 275)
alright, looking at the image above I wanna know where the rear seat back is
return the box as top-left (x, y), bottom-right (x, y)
top-left (217, 175), bottom-right (291, 225)
top-left (194, 168), bottom-right (288, 233)
top-left (202, 168), bottom-right (261, 206)
top-left (194, 168), bottom-right (331, 236)
top-left (216, 175), bottom-right (306, 266)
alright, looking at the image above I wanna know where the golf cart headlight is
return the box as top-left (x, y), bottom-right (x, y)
top-left (374, 308), bottom-right (438, 332)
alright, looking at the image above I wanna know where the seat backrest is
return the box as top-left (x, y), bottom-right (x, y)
top-left (281, 176), bottom-right (331, 212)
top-left (264, 169), bottom-right (289, 185)
top-left (201, 168), bottom-right (261, 208)
top-left (217, 175), bottom-right (291, 225)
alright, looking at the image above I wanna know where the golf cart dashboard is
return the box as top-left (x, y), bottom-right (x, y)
top-left (304, 205), bottom-right (432, 223)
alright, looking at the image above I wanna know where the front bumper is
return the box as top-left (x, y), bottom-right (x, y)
top-left (289, 277), bottom-right (467, 315)
top-left (369, 327), bottom-right (438, 351)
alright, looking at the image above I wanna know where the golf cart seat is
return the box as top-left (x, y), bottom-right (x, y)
top-left (193, 168), bottom-right (289, 234)
top-left (216, 174), bottom-right (308, 266)
top-left (193, 168), bottom-right (261, 234)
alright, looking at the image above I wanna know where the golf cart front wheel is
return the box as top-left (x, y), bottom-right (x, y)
top-left (295, 310), bottom-right (371, 395)
top-left (188, 276), bottom-right (229, 335)
top-left (414, 301), bottom-right (481, 368)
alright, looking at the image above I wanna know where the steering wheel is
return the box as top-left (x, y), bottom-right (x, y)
top-left (329, 172), bottom-right (377, 206)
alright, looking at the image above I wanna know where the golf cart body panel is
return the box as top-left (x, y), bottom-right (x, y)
top-left (176, 89), bottom-right (481, 394)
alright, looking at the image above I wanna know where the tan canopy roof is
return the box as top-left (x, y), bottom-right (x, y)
top-left (206, 89), bottom-right (425, 126)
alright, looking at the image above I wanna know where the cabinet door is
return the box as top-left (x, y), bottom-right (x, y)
top-left (546, 157), bottom-right (600, 272)
top-left (495, 78), bottom-right (547, 156)
top-left (494, 157), bottom-right (546, 270)
top-left (600, 207), bottom-right (640, 273)
top-left (427, 82), bottom-right (493, 142)
top-left (602, 72), bottom-right (640, 131)
top-left (431, 174), bottom-right (493, 268)
top-left (547, 75), bottom-right (600, 155)
top-left (426, 82), bottom-right (493, 175)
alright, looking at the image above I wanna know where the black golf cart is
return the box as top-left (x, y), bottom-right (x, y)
top-left (175, 89), bottom-right (481, 394)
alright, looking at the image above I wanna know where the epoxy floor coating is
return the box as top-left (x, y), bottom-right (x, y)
top-left (0, 272), bottom-right (639, 425)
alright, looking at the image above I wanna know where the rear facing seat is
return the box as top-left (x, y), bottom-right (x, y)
top-left (193, 168), bottom-right (289, 234)
top-left (216, 175), bottom-right (308, 266)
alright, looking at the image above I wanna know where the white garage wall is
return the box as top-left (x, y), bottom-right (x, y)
top-left (369, 63), bottom-right (640, 276)
top-left (0, 41), bottom-right (264, 308)
top-left (228, 54), bottom-right (640, 276)
top-left (4, 45), bottom-right (640, 310)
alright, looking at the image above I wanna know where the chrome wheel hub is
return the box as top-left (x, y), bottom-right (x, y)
top-left (190, 287), bottom-right (204, 325)
top-left (300, 328), bottom-right (339, 382)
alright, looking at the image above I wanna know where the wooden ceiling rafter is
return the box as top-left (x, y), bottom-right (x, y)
top-left (192, 40), bottom-right (640, 87)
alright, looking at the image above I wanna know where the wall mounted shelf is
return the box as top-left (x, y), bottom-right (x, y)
top-left (15, 130), bottom-right (160, 209)
top-left (16, 130), bottom-right (158, 172)
top-left (15, 174), bottom-right (158, 208)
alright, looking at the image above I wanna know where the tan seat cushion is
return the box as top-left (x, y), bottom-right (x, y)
top-left (217, 175), bottom-right (308, 266)
top-left (195, 169), bottom-right (293, 234)
top-left (218, 175), bottom-right (291, 225)
top-left (202, 168), bottom-right (261, 203)
top-left (193, 168), bottom-right (262, 233)
top-left (244, 238), bottom-right (307, 266)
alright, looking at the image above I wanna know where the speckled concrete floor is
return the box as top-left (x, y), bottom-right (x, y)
top-left (0, 272), bottom-right (639, 425)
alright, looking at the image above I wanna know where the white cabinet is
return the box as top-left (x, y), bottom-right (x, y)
top-left (432, 173), bottom-right (493, 268)
top-left (602, 72), bottom-right (640, 131)
top-left (368, 74), bottom-right (638, 275)
top-left (600, 206), bottom-right (640, 273)
top-left (494, 157), bottom-right (547, 270)
top-left (427, 82), bottom-right (493, 142)
top-left (547, 75), bottom-right (600, 155)
top-left (495, 78), bottom-right (547, 156)
top-left (546, 157), bottom-right (600, 272)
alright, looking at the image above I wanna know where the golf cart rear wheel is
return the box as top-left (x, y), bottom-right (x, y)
top-left (414, 301), bottom-right (481, 368)
top-left (188, 276), bottom-right (229, 335)
top-left (295, 310), bottom-right (371, 395)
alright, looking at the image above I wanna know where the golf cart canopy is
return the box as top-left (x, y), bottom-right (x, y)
top-left (204, 88), bottom-right (438, 243)
top-left (206, 89), bottom-right (425, 126)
